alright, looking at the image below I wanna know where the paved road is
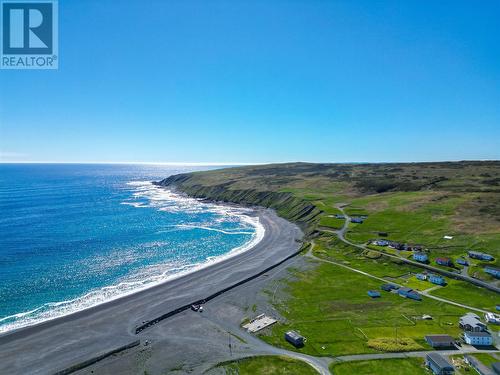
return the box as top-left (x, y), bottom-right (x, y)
top-left (334, 348), bottom-right (500, 362)
top-left (326, 205), bottom-right (500, 295)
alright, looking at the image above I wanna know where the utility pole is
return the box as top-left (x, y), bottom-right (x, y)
top-left (229, 333), bottom-right (232, 357)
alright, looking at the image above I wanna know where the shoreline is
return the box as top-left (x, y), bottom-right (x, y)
top-left (0, 206), bottom-right (303, 374)
top-left (0, 185), bottom-right (265, 335)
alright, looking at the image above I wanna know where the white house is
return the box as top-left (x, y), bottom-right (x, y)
top-left (463, 331), bottom-right (492, 346)
top-left (485, 312), bottom-right (500, 324)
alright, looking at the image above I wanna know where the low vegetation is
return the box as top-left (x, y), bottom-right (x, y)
top-left (330, 358), bottom-right (427, 375)
top-left (367, 337), bottom-right (423, 352)
top-left (213, 355), bottom-right (318, 375)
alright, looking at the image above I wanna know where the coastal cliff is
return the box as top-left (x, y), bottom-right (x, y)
top-left (155, 172), bottom-right (322, 236)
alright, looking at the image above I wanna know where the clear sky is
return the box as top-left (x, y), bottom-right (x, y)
top-left (1, 0), bottom-right (499, 163)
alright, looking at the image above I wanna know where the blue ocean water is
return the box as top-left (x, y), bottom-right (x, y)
top-left (0, 164), bottom-right (263, 333)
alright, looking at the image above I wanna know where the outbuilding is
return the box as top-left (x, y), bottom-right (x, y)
top-left (368, 290), bottom-right (381, 298)
top-left (285, 330), bottom-right (305, 347)
top-left (426, 353), bottom-right (455, 375)
top-left (416, 273), bottom-right (427, 281)
top-left (381, 283), bottom-right (398, 292)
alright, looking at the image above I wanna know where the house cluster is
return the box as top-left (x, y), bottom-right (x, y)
top-left (416, 272), bottom-right (446, 286)
top-left (370, 239), bottom-right (423, 252)
top-left (459, 313), bottom-right (493, 346)
top-left (423, 312), bottom-right (499, 374)
top-left (379, 283), bottom-right (421, 301)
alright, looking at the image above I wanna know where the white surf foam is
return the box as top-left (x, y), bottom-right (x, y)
top-left (0, 181), bottom-right (265, 334)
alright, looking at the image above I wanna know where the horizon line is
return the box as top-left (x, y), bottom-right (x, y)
top-left (0, 159), bottom-right (499, 166)
top-left (0, 161), bottom-right (266, 166)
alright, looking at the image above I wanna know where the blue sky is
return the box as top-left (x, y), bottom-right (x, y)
top-left (1, 0), bottom-right (499, 163)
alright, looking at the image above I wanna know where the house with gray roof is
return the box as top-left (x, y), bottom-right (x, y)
top-left (459, 313), bottom-right (487, 332)
top-left (426, 353), bottom-right (454, 375)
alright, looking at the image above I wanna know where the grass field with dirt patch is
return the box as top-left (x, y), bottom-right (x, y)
top-left (214, 355), bottom-right (318, 375)
top-left (330, 358), bottom-right (427, 374)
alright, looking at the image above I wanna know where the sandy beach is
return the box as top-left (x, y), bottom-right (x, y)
top-left (0, 208), bottom-right (303, 375)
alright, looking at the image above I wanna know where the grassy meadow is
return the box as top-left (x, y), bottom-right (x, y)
top-left (330, 358), bottom-right (427, 375)
top-left (214, 356), bottom-right (318, 375)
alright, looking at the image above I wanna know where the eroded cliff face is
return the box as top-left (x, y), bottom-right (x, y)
top-left (155, 174), bottom-right (322, 236)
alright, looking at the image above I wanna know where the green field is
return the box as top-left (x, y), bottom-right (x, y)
top-left (429, 278), bottom-right (499, 311)
top-left (214, 355), bottom-right (318, 375)
top-left (330, 358), bottom-right (427, 375)
top-left (260, 259), bottom-right (466, 357)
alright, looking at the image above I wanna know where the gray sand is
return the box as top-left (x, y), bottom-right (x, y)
top-left (0, 208), bottom-right (308, 375)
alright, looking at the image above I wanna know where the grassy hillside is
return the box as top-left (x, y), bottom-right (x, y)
top-left (158, 161), bottom-right (500, 357)
top-left (157, 162), bottom-right (500, 262)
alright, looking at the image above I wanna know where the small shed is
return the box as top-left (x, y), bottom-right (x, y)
top-left (368, 290), bottom-right (381, 298)
top-left (285, 330), bottom-right (305, 347)
top-left (416, 273), bottom-right (427, 281)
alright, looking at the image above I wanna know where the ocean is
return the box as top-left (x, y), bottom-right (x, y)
top-left (0, 164), bottom-right (263, 333)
